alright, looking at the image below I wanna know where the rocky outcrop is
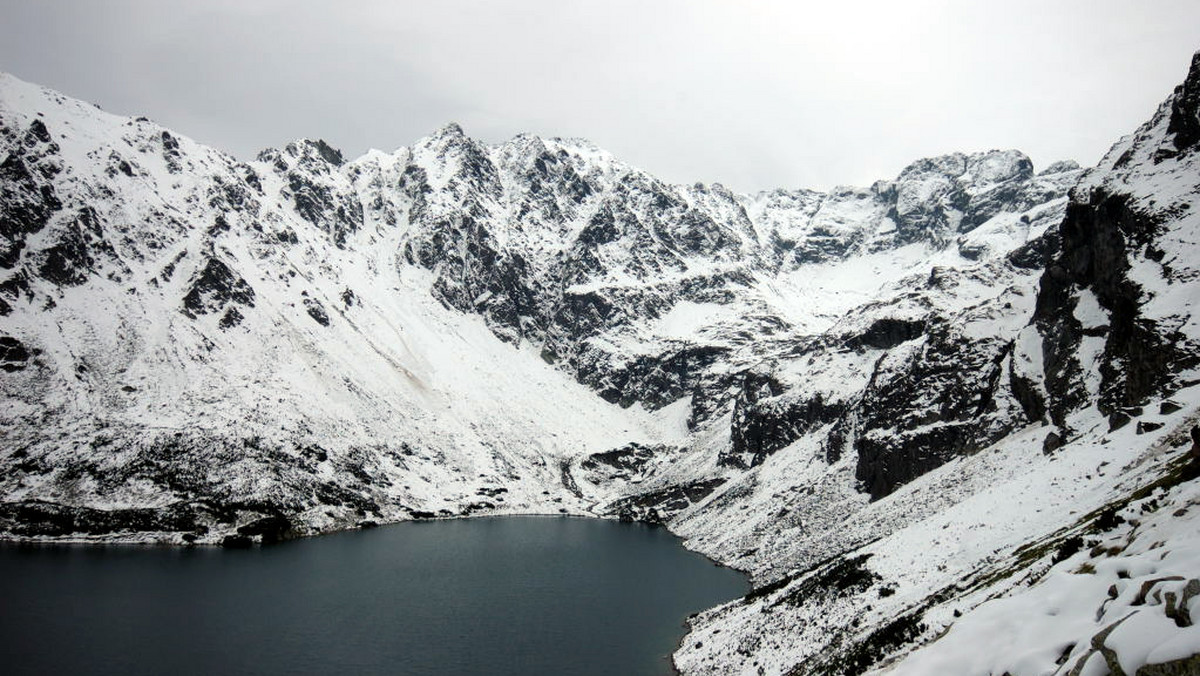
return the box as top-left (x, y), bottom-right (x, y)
top-left (1166, 51), bottom-right (1200, 153)
top-left (844, 317), bottom-right (926, 351)
top-left (181, 257), bottom-right (256, 319)
top-left (851, 320), bottom-right (1022, 500)
top-left (0, 119), bottom-right (62, 268)
top-left (34, 206), bottom-right (126, 286)
top-left (236, 513), bottom-right (296, 544)
top-left (0, 336), bottom-right (29, 371)
top-left (723, 371), bottom-right (845, 469)
top-left (259, 140), bottom-right (362, 247)
top-left (579, 443), bottom-right (658, 483)
top-left (883, 151), bottom-right (1035, 246)
top-left (0, 499), bottom-right (215, 537)
top-left (605, 478), bottom-right (727, 524)
top-left (1035, 51), bottom-right (1200, 431)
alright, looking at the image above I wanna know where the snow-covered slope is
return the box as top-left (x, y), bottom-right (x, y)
top-left (2, 49), bottom-right (1200, 676)
top-left (672, 52), bottom-right (1200, 675)
top-left (0, 74), bottom-right (680, 541)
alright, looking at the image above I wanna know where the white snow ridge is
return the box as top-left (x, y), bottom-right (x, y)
top-left (3, 51), bottom-right (1200, 675)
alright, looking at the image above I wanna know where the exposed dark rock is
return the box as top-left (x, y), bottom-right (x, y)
top-left (1166, 51), bottom-right (1200, 153)
top-left (207, 214), bottom-right (230, 238)
top-left (781, 555), bottom-right (878, 608)
top-left (1092, 506), bottom-right (1126, 533)
top-left (221, 534), bottom-right (253, 548)
top-left (160, 131), bottom-right (182, 173)
top-left (724, 371), bottom-right (845, 468)
top-left (1009, 354), bottom-right (1048, 424)
top-left (300, 445), bottom-right (329, 463)
top-left (845, 318), bottom-right (926, 351)
top-left (1160, 400), bottom-right (1183, 415)
top-left (1052, 535), bottom-right (1084, 563)
top-left (307, 139), bottom-right (346, 166)
top-left (103, 151), bottom-right (136, 179)
top-left (287, 173), bottom-right (362, 247)
top-left (1044, 430), bottom-right (1066, 454)
top-left (1109, 410), bottom-right (1133, 432)
top-left (579, 443), bottom-right (665, 484)
top-left (0, 132), bottom-right (63, 268)
top-left (881, 152), bottom-right (1035, 247)
top-left (559, 460), bottom-right (583, 499)
top-left (405, 209), bottom-right (545, 345)
top-left (590, 344), bottom-right (732, 411)
top-left (1136, 421), bottom-right (1164, 435)
top-left (304, 297), bottom-right (330, 326)
top-left (0, 335), bottom-right (29, 371)
top-left (0, 499), bottom-right (216, 537)
top-left (787, 607), bottom-right (927, 676)
top-left (606, 478), bottom-right (727, 523)
top-left (784, 223), bottom-right (865, 265)
top-left (254, 140), bottom-right (361, 247)
top-left (25, 119), bottom-right (53, 145)
top-left (1168, 579), bottom-right (1200, 627)
top-left (1036, 189), bottom-right (1198, 427)
top-left (236, 514), bottom-right (295, 544)
top-left (581, 443), bottom-right (656, 475)
top-left (181, 257), bottom-right (256, 318)
top-left (1137, 652), bottom-right (1200, 676)
top-left (853, 326), bottom-right (1017, 499)
top-left (34, 208), bottom-right (123, 286)
top-left (1007, 228), bottom-right (1061, 270)
top-left (459, 500), bottom-right (496, 515)
top-left (218, 306), bottom-right (244, 329)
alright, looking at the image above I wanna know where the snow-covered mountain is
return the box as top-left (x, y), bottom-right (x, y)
top-left (3, 49), bottom-right (1200, 675)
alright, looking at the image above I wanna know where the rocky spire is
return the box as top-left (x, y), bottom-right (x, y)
top-left (1167, 50), bottom-right (1200, 151)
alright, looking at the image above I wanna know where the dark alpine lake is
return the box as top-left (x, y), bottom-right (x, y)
top-left (0, 516), bottom-right (748, 675)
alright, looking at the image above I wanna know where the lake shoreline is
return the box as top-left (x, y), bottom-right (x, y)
top-left (1, 514), bottom-right (750, 676)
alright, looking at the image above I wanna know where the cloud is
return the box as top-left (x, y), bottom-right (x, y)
top-left (2, 0), bottom-right (1199, 191)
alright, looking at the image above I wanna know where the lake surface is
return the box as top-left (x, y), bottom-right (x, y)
top-left (0, 517), bottom-right (747, 675)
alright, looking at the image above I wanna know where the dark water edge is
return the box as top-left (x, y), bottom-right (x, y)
top-left (0, 515), bottom-right (748, 676)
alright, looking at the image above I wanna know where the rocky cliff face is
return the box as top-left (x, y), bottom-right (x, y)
top-left (1035, 52), bottom-right (1200, 439)
top-left (3, 50), bottom-right (1200, 676)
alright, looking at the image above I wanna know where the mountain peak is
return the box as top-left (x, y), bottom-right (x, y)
top-left (1039, 159), bottom-right (1081, 175)
top-left (434, 121), bottom-right (466, 139)
top-left (1167, 50), bottom-right (1200, 151)
top-left (286, 138), bottom-right (345, 166)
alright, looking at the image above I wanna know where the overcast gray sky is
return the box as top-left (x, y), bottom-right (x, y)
top-left (2, 1), bottom-right (1199, 192)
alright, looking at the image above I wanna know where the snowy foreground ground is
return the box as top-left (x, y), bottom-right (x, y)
top-left (676, 397), bottom-right (1200, 675)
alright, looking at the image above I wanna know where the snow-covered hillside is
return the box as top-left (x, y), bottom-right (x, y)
top-left (2, 49), bottom-right (1200, 676)
top-left (674, 52), bottom-right (1200, 675)
top-left (0, 75), bottom-right (681, 540)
